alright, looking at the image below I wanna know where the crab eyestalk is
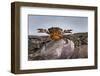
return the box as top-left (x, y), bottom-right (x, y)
top-left (64, 29), bottom-right (72, 33)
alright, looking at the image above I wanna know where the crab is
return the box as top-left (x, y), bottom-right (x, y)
top-left (37, 27), bottom-right (72, 41)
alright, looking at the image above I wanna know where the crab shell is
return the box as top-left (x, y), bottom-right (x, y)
top-left (49, 30), bottom-right (63, 41)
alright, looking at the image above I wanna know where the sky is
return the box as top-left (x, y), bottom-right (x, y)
top-left (28, 15), bottom-right (88, 36)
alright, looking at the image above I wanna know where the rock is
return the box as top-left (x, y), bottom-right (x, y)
top-left (78, 45), bottom-right (88, 58)
top-left (40, 39), bottom-right (75, 59)
top-left (60, 39), bottom-right (74, 59)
